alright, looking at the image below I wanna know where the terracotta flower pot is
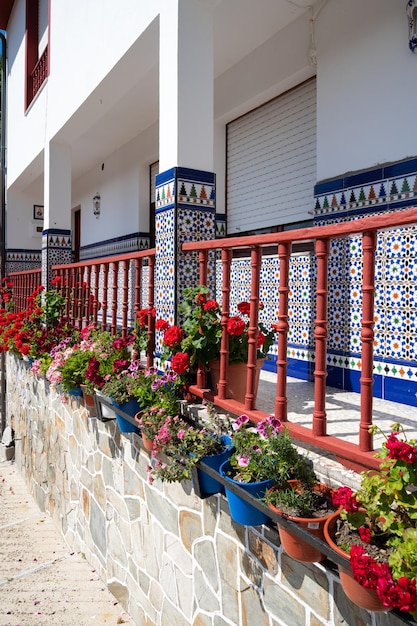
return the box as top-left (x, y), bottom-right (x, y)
top-left (208, 358), bottom-right (264, 404)
top-left (323, 512), bottom-right (391, 613)
top-left (80, 384), bottom-right (95, 409)
top-left (141, 431), bottom-right (154, 451)
top-left (268, 481), bottom-right (335, 563)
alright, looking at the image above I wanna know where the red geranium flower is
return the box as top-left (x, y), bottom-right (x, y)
top-left (237, 302), bottom-right (250, 315)
top-left (170, 352), bottom-right (190, 375)
top-left (155, 318), bottom-right (170, 332)
top-left (226, 316), bottom-right (246, 337)
top-left (203, 300), bottom-right (219, 312)
top-left (163, 325), bottom-right (183, 347)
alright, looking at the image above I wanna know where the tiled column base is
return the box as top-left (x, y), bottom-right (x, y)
top-left (154, 167), bottom-right (216, 346)
top-left (41, 228), bottom-right (72, 289)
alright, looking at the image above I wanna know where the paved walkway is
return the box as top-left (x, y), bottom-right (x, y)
top-left (0, 460), bottom-right (134, 626)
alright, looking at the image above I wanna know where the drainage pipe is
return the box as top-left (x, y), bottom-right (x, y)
top-left (0, 32), bottom-right (6, 437)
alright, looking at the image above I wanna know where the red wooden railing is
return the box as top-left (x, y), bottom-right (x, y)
top-left (7, 207), bottom-right (417, 471)
top-left (31, 46), bottom-right (48, 101)
top-left (51, 249), bottom-right (156, 366)
top-left (8, 269), bottom-right (42, 312)
top-left (183, 207), bottom-right (417, 472)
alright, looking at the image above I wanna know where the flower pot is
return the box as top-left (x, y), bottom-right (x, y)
top-left (94, 389), bottom-right (116, 419)
top-left (267, 481), bottom-right (335, 563)
top-left (209, 359), bottom-right (264, 404)
top-left (141, 431), bottom-right (154, 451)
top-left (219, 459), bottom-right (273, 526)
top-left (111, 397), bottom-right (141, 434)
top-left (68, 386), bottom-right (83, 397)
top-left (323, 512), bottom-right (391, 612)
top-left (80, 384), bottom-right (95, 409)
top-left (194, 436), bottom-right (234, 497)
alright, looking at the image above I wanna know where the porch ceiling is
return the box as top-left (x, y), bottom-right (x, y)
top-left (17, 0), bottom-right (315, 197)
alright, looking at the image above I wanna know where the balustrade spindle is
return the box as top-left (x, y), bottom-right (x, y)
top-left (218, 249), bottom-right (232, 400)
top-left (275, 241), bottom-right (290, 422)
top-left (92, 264), bottom-right (100, 326)
top-left (245, 246), bottom-right (262, 410)
top-left (313, 238), bottom-right (329, 437)
top-left (111, 262), bottom-right (119, 336)
top-left (197, 250), bottom-right (209, 389)
top-left (360, 231), bottom-right (377, 452)
top-left (101, 265), bottom-right (109, 332)
top-left (147, 256), bottom-right (155, 368)
top-left (121, 260), bottom-right (129, 339)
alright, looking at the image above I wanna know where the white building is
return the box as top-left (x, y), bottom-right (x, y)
top-left (2, 0), bottom-right (417, 406)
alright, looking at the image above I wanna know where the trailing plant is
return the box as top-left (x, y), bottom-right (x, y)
top-left (331, 423), bottom-right (417, 617)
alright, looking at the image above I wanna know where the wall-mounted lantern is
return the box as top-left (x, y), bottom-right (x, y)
top-left (93, 193), bottom-right (101, 218)
top-left (407, 0), bottom-right (417, 53)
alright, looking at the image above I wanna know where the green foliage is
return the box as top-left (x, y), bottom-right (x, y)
top-left (229, 414), bottom-right (315, 484)
top-left (265, 482), bottom-right (332, 518)
top-left (146, 404), bottom-right (233, 484)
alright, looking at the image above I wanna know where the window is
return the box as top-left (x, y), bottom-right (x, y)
top-left (25, 0), bottom-right (49, 109)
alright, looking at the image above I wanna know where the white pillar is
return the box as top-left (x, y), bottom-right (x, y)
top-left (159, 0), bottom-right (214, 172)
top-left (44, 141), bottom-right (72, 230)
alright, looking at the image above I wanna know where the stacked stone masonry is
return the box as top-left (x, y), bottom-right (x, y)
top-left (7, 355), bottom-right (409, 626)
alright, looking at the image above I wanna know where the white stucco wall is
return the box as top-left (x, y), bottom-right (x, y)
top-left (6, 0), bottom-right (161, 188)
top-left (72, 122), bottom-right (158, 247)
top-left (316, 0), bottom-right (417, 182)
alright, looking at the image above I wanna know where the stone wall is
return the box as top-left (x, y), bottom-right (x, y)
top-left (6, 355), bottom-right (409, 626)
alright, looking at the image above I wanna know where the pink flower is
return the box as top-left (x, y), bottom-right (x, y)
top-left (177, 429), bottom-right (185, 440)
top-left (232, 414), bottom-right (249, 431)
top-left (237, 454), bottom-right (249, 467)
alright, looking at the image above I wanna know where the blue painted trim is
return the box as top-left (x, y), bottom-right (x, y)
top-left (314, 156), bottom-right (417, 196)
top-left (43, 228), bottom-right (71, 235)
top-left (156, 168), bottom-right (176, 186)
top-left (80, 232), bottom-right (149, 251)
top-left (177, 166), bottom-right (215, 184)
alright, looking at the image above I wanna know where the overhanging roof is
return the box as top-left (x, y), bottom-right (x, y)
top-left (0, 0), bottom-right (14, 30)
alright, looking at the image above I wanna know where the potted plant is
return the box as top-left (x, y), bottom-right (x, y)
top-left (265, 478), bottom-right (336, 562)
top-left (145, 403), bottom-right (233, 490)
top-left (219, 414), bottom-right (312, 526)
top-left (100, 360), bottom-right (144, 433)
top-left (324, 423), bottom-right (417, 616)
top-left (158, 285), bottom-right (277, 403)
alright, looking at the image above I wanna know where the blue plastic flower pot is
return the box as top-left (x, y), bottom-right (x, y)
top-left (68, 386), bottom-right (83, 397)
top-left (219, 459), bottom-right (274, 526)
top-left (195, 436), bottom-right (234, 496)
top-left (111, 397), bottom-right (141, 434)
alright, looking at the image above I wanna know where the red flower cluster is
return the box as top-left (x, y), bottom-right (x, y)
top-left (350, 545), bottom-right (417, 612)
top-left (155, 318), bottom-right (169, 331)
top-left (226, 315), bottom-right (246, 336)
top-left (137, 306), bottom-right (156, 328)
top-left (386, 432), bottom-right (417, 464)
top-left (170, 352), bottom-right (190, 375)
top-left (332, 486), bottom-right (360, 512)
top-left (163, 325), bottom-right (183, 347)
top-left (203, 299), bottom-right (219, 312)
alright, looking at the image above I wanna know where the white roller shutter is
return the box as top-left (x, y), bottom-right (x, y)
top-left (226, 78), bottom-right (316, 234)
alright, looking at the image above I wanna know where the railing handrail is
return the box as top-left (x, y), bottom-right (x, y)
top-left (183, 207), bottom-right (417, 251)
top-left (9, 268), bottom-right (42, 277)
top-left (52, 248), bottom-right (156, 271)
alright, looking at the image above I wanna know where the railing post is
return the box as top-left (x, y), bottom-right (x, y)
top-left (83, 266), bottom-right (92, 327)
top-left (313, 238), bottom-right (329, 437)
top-left (218, 249), bottom-right (232, 400)
top-left (275, 241), bottom-right (290, 422)
top-left (245, 246), bottom-right (262, 410)
top-left (360, 231), bottom-right (377, 452)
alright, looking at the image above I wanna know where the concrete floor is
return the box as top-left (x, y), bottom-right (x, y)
top-left (0, 461), bottom-right (134, 626)
top-left (257, 371), bottom-right (417, 450)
